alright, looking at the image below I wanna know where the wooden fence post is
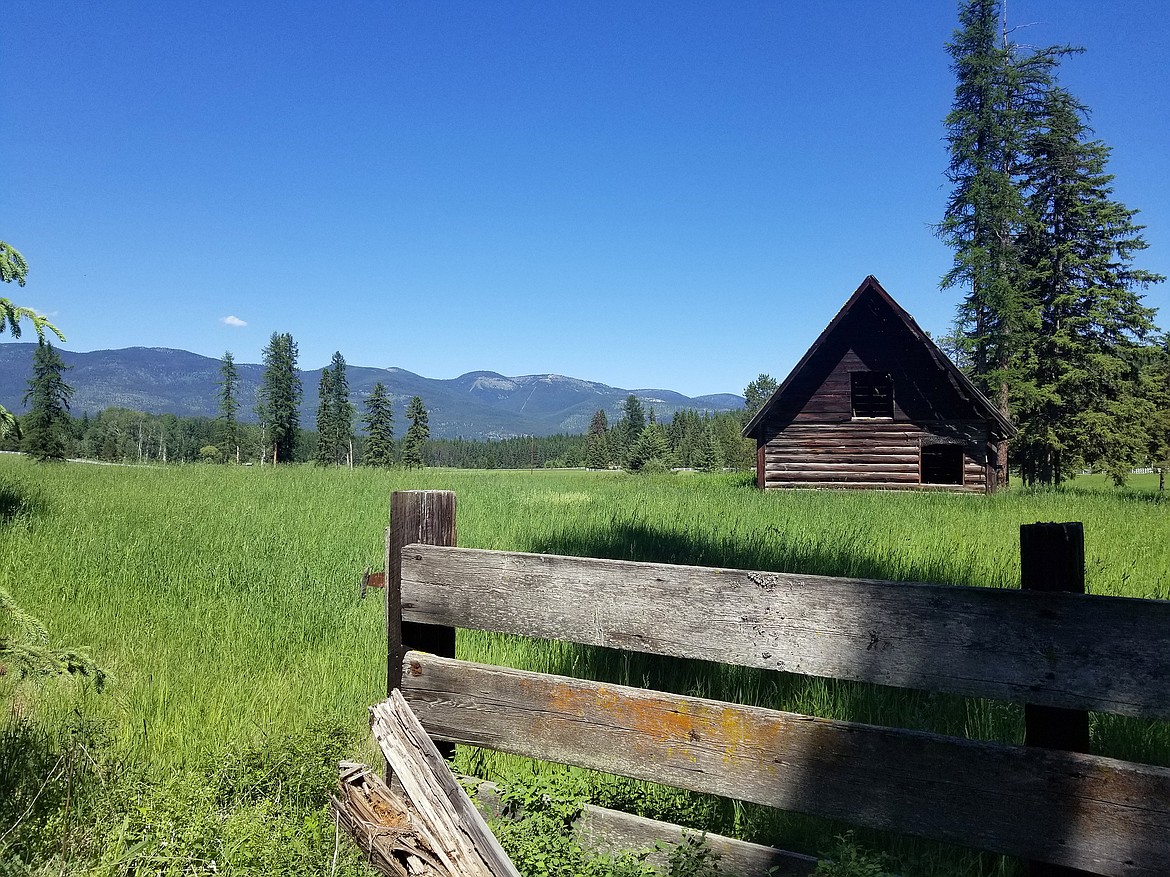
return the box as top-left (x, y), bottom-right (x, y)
top-left (387, 490), bottom-right (457, 693)
top-left (386, 490), bottom-right (457, 762)
top-left (1020, 521), bottom-right (1091, 877)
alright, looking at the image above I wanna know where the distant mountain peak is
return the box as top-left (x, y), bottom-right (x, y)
top-left (0, 343), bottom-right (744, 439)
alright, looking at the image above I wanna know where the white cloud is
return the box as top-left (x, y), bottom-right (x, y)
top-left (220, 315), bottom-right (247, 327)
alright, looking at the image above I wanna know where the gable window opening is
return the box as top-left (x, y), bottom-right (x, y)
top-left (851, 371), bottom-right (893, 419)
top-left (921, 444), bottom-right (965, 485)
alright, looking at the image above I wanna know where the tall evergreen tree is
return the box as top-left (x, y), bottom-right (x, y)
top-left (327, 351), bottom-right (354, 466)
top-left (22, 341), bottom-right (73, 462)
top-left (256, 332), bottom-right (302, 464)
top-left (401, 396), bottom-right (430, 468)
top-left (314, 367), bottom-right (336, 465)
top-left (938, 0), bottom-right (1064, 484)
top-left (584, 409), bottom-right (610, 469)
top-left (217, 351), bottom-right (240, 463)
top-left (697, 421), bottom-right (723, 472)
top-left (616, 394), bottom-right (646, 466)
top-left (362, 382), bottom-right (395, 467)
top-left (939, 0), bottom-right (1161, 486)
top-left (1013, 86), bottom-right (1162, 484)
top-left (1147, 337), bottom-right (1170, 491)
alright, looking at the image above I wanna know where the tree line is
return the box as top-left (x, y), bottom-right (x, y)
top-left (5, 330), bottom-right (434, 468)
top-left (7, 294), bottom-right (767, 471)
top-left (2, 394), bottom-right (759, 473)
top-left (939, 0), bottom-right (1169, 486)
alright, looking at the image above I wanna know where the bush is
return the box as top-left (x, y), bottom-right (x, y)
top-left (198, 445), bottom-right (223, 463)
top-left (0, 713), bottom-right (112, 876)
top-left (1, 717), bottom-right (371, 877)
top-left (487, 774), bottom-right (724, 877)
top-left (814, 833), bottom-right (895, 877)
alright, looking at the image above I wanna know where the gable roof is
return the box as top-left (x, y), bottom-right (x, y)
top-left (742, 275), bottom-right (1015, 439)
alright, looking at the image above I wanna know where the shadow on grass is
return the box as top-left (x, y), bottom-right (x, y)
top-left (522, 515), bottom-right (986, 587)
top-left (1015, 482), bottom-right (1167, 505)
top-left (0, 715), bottom-right (107, 870)
top-left (0, 480), bottom-right (50, 525)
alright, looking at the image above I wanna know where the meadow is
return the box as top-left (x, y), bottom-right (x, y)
top-left (0, 457), bottom-right (1166, 876)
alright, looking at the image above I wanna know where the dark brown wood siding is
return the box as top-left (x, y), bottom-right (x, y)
top-left (760, 422), bottom-right (989, 492)
top-left (753, 283), bottom-right (1006, 493)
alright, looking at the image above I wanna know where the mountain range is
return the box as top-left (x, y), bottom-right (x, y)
top-left (0, 344), bottom-right (744, 440)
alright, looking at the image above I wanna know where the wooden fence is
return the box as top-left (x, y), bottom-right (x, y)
top-left (382, 490), bottom-right (1170, 877)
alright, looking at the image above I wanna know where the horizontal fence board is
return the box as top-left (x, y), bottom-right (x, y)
top-left (400, 544), bottom-right (1170, 717)
top-left (402, 652), bottom-right (1170, 877)
top-left (577, 804), bottom-right (818, 877)
top-left (468, 778), bottom-right (818, 876)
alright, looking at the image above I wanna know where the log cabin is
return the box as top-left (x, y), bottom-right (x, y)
top-left (742, 276), bottom-right (1015, 493)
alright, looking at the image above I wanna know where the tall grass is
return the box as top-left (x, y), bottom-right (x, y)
top-left (1, 457), bottom-right (1166, 876)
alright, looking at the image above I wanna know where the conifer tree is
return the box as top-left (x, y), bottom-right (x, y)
top-left (743, 374), bottom-right (778, 420)
top-left (939, 1), bottom-right (1162, 486)
top-left (1013, 86), bottom-right (1162, 484)
top-left (22, 341), bottom-right (73, 462)
top-left (585, 409), bottom-right (610, 469)
top-left (401, 396), bottom-right (430, 468)
top-left (313, 353), bottom-right (356, 466)
top-left (0, 240), bottom-right (65, 435)
top-left (616, 394), bottom-right (646, 466)
top-left (362, 382), bottom-right (395, 467)
top-left (217, 351), bottom-right (240, 463)
top-left (697, 421), bottom-right (723, 472)
top-left (314, 367), bottom-right (336, 465)
top-left (256, 332), bottom-right (302, 464)
top-left (1148, 337), bottom-right (1170, 491)
top-left (627, 421), bottom-right (672, 473)
top-left (938, 0), bottom-right (1064, 483)
top-left (328, 351), bottom-right (354, 466)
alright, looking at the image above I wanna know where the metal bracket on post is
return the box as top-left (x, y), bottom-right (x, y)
top-left (359, 567), bottom-right (385, 600)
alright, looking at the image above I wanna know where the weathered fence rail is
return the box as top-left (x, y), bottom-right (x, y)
top-left (383, 490), bottom-right (1170, 877)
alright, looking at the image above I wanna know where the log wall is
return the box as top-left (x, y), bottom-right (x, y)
top-left (760, 421), bottom-right (990, 492)
top-left (748, 283), bottom-right (1010, 493)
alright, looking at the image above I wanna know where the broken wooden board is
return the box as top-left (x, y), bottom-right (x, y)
top-left (333, 691), bottom-right (520, 877)
top-left (333, 761), bottom-right (448, 877)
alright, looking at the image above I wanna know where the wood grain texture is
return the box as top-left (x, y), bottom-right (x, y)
top-left (401, 652), bottom-right (1170, 877)
top-left (758, 415), bottom-right (992, 492)
top-left (576, 806), bottom-right (818, 876)
top-left (399, 543), bottom-right (1170, 718)
top-left (1021, 523), bottom-right (1094, 877)
top-left (371, 691), bottom-right (520, 877)
top-left (333, 761), bottom-right (449, 877)
top-left (388, 490), bottom-right (457, 694)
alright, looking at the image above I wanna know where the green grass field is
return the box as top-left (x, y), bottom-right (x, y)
top-left (1, 457), bottom-right (1166, 876)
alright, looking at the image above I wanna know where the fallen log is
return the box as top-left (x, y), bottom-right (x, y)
top-left (332, 690), bottom-right (520, 877)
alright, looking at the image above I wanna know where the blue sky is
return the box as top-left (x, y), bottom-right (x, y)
top-left (3, 1), bottom-right (1168, 398)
